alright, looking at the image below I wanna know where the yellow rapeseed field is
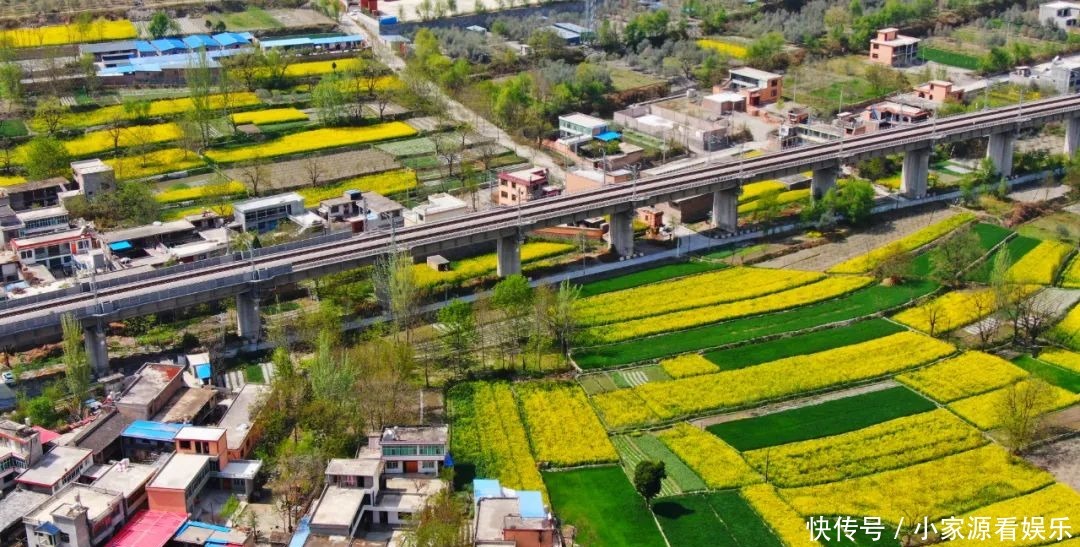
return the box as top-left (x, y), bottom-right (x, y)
top-left (1061, 255), bottom-right (1080, 289)
top-left (781, 445), bottom-right (1056, 524)
top-left (515, 382), bottom-right (617, 467)
top-left (1, 19), bottom-right (136, 48)
top-left (893, 285), bottom-right (1039, 334)
top-left (948, 380), bottom-right (1078, 430)
top-left (1038, 348), bottom-right (1080, 374)
top-left (575, 267), bottom-right (824, 327)
top-left (739, 180), bottom-right (787, 203)
top-left (738, 188), bottom-right (811, 214)
top-left (284, 57), bottom-right (362, 77)
top-left (1004, 240), bottom-right (1073, 284)
top-left (656, 423), bottom-right (761, 488)
top-left (744, 409), bottom-right (986, 488)
top-left (1052, 304), bottom-right (1080, 349)
top-left (660, 354), bottom-right (720, 378)
top-left (38, 123), bottom-right (181, 161)
top-left (297, 170), bottom-right (418, 207)
top-left (941, 484), bottom-right (1080, 547)
top-left (741, 485), bottom-right (822, 547)
top-left (205, 123), bottom-right (417, 164)
top-left (896, 351), bottom-right (1030, 403)
top-left (231, 108), bottom-right (309, 125)
top-left (697, 38), bottom-right (749, 59)
top-left (155, 181), bottom-right (247, 205)
top-left (106, 148), bottom-right (205, 181)
top-left (412, 242), bottom-right (574, 291)
top-left (592, 332), bottom-right (955, 428)
top-left (586, 275), bottom-right (873, 344)
top-left (0, 175), bottom-right (27, 187)
top-left (829, 213), bottom-right (976, 274)
top-left (59, 92), bottom-right (261, 129)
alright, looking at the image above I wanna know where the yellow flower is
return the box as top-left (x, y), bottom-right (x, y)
top-left (56, 92), bottom-right (261, 129)
top-left (947, 380), bottom-right (1078, 430)
top-left (296, 170), bottom-right (417, 207)
top-left (656, 423), bottom-right (761, 488)
top-left (741, 484), bottom-right (822, 547)
top-left (896, 351), bottom-right (1029, 403)
top-left (411, 242), bottom-right (573, 291)
top-left (697, 38), bottom-right (749, 59)
top-left (515, 382), bottom-right (618, 467)
top-left (155, 181), bottom-right (247, 204)
top-left (106, 148), bottom-right (205, 181)
top-left (205, 123), bottom-right (417, 164)
top-left (828, 213), bottom-right (976, 274)
top-left (893, 285), bottom-right (1039, 334)
top-left (660, 354), bottom-right (720, 379)
top-left (1004, 240), bottom-right (1073, 284)
top-left (231, 108), bottom-right (309, 125)
top-left (942, 484), bottom-right (1080, 547)
top-left (1037, 348), bottom-right (1080, 374)
top-left (0, 19), bottom-right (136, 48)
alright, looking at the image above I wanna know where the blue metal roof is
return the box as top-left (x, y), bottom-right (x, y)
top-left (195, 364), bottom-right (212, 380)
top-left (595, 131), bottom-right (622, 142)
top-left (287, 516), bottom-right (310, 547)
top-left (311, 35), bottom-right (362, 45)
top-left (213, 32), bottom-right (251, 46)
top-left (108, 240), bottom-right (132, 251)
top-left (473, 479), bottom-right (501, 500)
top-left (134, 40), bottom-right (157, 53)
top-left (151, 38), bottom-right (186, 51)
top-left (35, 522), bottom-right (60, 535)
top-left (122, 420), bottom-right (183, 441)
top-left (183, 34), bottom-right (220, 49)
top-left (518, 490), bottom-right (545, 519)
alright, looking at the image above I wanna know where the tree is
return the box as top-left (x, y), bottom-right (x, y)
top-left (24, 136), bottom-right (71, 180)
top-left (238, 154), bottom-right (270, 197)
top-left (186, 50), bottom-right (216, 149)
top-left (968, 289), bottom-right (1000, 347)
top-left (437, 300), bottom-right (477, 377)
top-left (25, 395), bottom-right (60, 427)
top-left (302, 156), bottom-right (324, 188)
top-left (997, 379), bottom-right (1055, 453)
top-left (544, 280), bottom-right (580, 358)
top-left (491, 274), bottom-right (535, 368)
top-left (633, 460), bottom-right (666, 506)
top-left (400, 488), bottom-right (471, 547)
top-left (148, 11), bottom-right (178, 39)
top-left (79, 54), bottom-right (100, 97)
top-left (122, 97), bottom-right (151, 121)
top-left (61, 314), bottom-right (91, 418)
top-left (267, 450), bottom-right (324, 533)
top-left (223, 51), bottom-right (264, 91)
top-left (0, 60), bottom-right (23, 108)
top-left (356, 337), bottom-right (419, 432)
top-left (34, 96), bottom-right (65, 135)
top-left (928, 226), bottom-right (982, 287)
top-left (261, 49), bottom-right (295, 89)
top-left (746, 32), bottom-right (785, 70)
top-left (312, 74), bottom-right (347, 126)
top-left (373, 251), bottom-right (421, 345)
top-left (834, 180), bottom-right (875, 224)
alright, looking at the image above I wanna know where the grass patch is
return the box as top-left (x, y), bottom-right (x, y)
top-left (910, 223), bottom-right (1012, 278)
top-left (917, 46), bottom-right (980, 70)
top-left (579, 374), bottom-right (619, 395)
top-left (401, 155), bottom-right (440, 170)
top-left (653, 491), bottom-right (783, 547)
top-left (706, 386), bottom-right (936, 451)
top-left (632, 434), bottom-right (707, 492)
top-left (573, 281), bottom-right (937, 369)
top-left (612, 436), bottom-right (684, 497)
top-left (543, 466), bottom-right (667, 547)
top-left (704, 318), bottom-right (905, 370)
top-left (264, 301), bottom-right (300, 315)
top-left (208, 7), bottom-right (282, 30)
top-left (244, 363), bottom-right (265, 384)
top-left (578, 261), bottom-right (726, 298)
top-left (0, 119), bottom-right (27, 137)
top-left (608, 67), bottom-right (663, 91)
top-left (1016, 211), bottom-right (1080, 244)
top-left (1013, 355), bottom-right (1080, 393)
top-left (965, 234), bottom-right (1040, 283)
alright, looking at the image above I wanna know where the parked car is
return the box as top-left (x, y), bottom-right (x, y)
top-left (2, 371), bottom-right (15, 386)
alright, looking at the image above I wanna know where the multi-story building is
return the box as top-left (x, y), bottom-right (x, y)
top-left (90, 460), bottom-right (158, 518)
top-left (1, 178), bottom-right (71, 212)
top-left (1041, 1), bottom-right (1080, 29)
top-left (1045, 58), bottom-right (1080, 93)
top-left (70, 159), bottom-right (116, 200)
top-left (16, 446), bottom-right (94, 495)
top-left (22, 484), bottom-right (126, 547)
top-left (145, 453), bottom-right (212, 516)
top-left (368, 426), bottom-right (448, 475)
top-left (495, 167), bottom-right (559, 206)
top-left (10, 227), bottom-right (93, 271)
top-left (558, 113), bottom-right (608, 139)
top-left (120, 421), bottom-right (184, 462)
top-left (218, 383), bottom-right (269, 461)
top-left (173, 426), bottom-right (262, 499)
top-left (914, 80), bottom-right (964, 103)
top-left (726, 67), bottom-right (783, 110)
top-left (232, 192), bottom-right (306, 233)
top-left (473, 479), bottom-right (556, 547)
top-left (115, 363), bottom-right (187, 421)
top-left (869, 28), bottom-right (920, 67)
top-left (0, 420), bottom-right (44, 491)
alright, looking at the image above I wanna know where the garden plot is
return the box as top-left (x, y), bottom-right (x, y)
top-left (654, 491), bottom-right (783, 547)
top-left (543, 466), bottom-right (667, 547)
top-left (223, 149), bottom-right (398, 192)
top-left (783, 56), bottom-right (910, 114)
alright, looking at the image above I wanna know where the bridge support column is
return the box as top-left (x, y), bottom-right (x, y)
top-left (83, 324), bottom-right (109, 378)
top-left (609, 210), bottom-right (634, 257)
top-left (1065, 117), bottom-right (1080, 157)
top-left (711, 189), bottom-right (738, 232)
top-left (986, 131), bottom-right (1015, 178)
top-left (811, 166), bottom-right (839, 200)
top-left (901, 147), bottom-right (932, 199)
top-left (236, 292), bottom-right (261, 343)
top-left (496, 234), bottom-right (521, 277)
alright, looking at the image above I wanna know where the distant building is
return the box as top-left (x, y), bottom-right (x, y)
top-left (1, 420), bottom-right (44, 491)
top-left (558, 113), bottom-right (608, 139)
top-left (218, 383), bottom-right (269, 461)
top-left (1, 178), bottom-right (72, 212)
top-left (725, 67), bottom-right (783, 110)
top-left (472, 478), bottom-right (556, 547)
top-left (403, 193), bottom-right (468, 226)
top-left (495, 167), bottom-right (559, 206)
top-left (15, 446), bottom-right (93, 495)
top-left (258, 34), bottom-right (364, 52)
top-left (121, 421), bottom-right (184, 462)
top-left (22, 483), bottom-right (126, 547)
top-left (318, 190), bottom-right (405, 231)
top-left (232, 192), bottom-right (306, 233)
top-left (9, 226), bottom-right (93, 271)
top-left (70, 159), bottom-right (116, 200)
top-left (115, 363), bottom-right (187, 421)
top-left (91, 460), bottom-right (158, 518)
top-left (369, 425), bottom-right (448, 475)
top-left (869, 28), bottom-right (919, 67)
top-left (1045, 58), bottom-right (1080, 93)
top-left (1041, 1), bottom-right (1080, 29)
top-left (914, 80), bottom-right (964, 103)
top-left (69, 409), bottom-right (135, 465)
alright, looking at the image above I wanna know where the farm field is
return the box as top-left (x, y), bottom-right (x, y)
top-left (1013, 355), bottom-right (1080, 392)
top-left (543, 467), bottom-right (668, 547)
top-left (653, 491), bottom-right (782, 547)
top-left (703, 318), bottom-right (904, 371)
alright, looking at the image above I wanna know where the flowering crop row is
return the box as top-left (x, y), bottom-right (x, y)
top-left (106, 148), bottom-right (205, 181)
top-left (1004, 240), bottom-right (1073, 285)
top-left (0, 175), bottom-right (26, 187)
top-left (948, 380), bottom-right (1078, 430)
top-left (412, 242), bottom-right (574, 291)
top-left (592, 331), bottom-right (955, 428)
top-left (447, 383), bottom-right (547, 497)
top-left (1, 19), bottom-right (136, 48)
top-left (205, 123), bottom-right (417, 164)
top-left (660, 354), bottom-right (720, 378)
top-left (575, 267), bottom-right (823, 327)
top-left (1061, 256), bottom-right (1080, 289)
top-left (515, 382), bottom-right (618, 467)
top-left (656, 423), bottom-right (761, 489)
top-left (156, 181), bottom-right (247, 205)
top-left (20, 123), bottom-right (183, 162)
top-left (296, 170), bottom-right (418, 207)
top-left (1038, 348), bottom-right (1080, 374)
top-left (1052, 304), bottom-right (1080, 349)
top-left (231, 108), bottom-right (309, 126)
top-left (586, 275), bottom-right (873, 344)
top-left (781, 445), bottom-right (1055, 524)
top-left (283, 58), bottom-right (362, 77)
top-left (697, 38), bottom-right (749, 59)
top-left (896, 351), bottom-right (1029, 403)
top-left (741, 484), bottom-right (822, 547)
top-left (738, 188), bottom-right (811, 214)
top-left (59, 92), bottom-right (261, 129)
top-left (739, 180), bottom-right (787, 203)
top-left (942, 484), bottom-right (1080, 547)
top-left (828, 213), bottom-right (976, 274)
top-left (893, 285), bottom-right (1039, 334)
top-left (744, 409), bottom-right (986, 488)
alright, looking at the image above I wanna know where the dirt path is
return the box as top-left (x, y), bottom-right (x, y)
top-left (690, 379), bottom-right (899, 428)
top-left (757, 207), bottom-right (961, 271)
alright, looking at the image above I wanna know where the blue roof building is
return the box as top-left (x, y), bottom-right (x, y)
top-left (134, 40), bottom-right (158, 55)
top-left (472, 479), bottom-right (553, 543)
top-left (122, 421), bottom-right (184, 442)
top-left (183, 34), bottom-right (221, 50)
top-left (121, 421), bottom-right (183, 462)
top-left (212, 32), bottom-right (252, 47)
top-left (150, 38), bottom-right (187, 53)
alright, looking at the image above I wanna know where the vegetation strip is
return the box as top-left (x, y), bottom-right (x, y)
top-left (704, 318), bottom-right (905, 371)
top-left (543, 466), bottom-right (668, 547)
top-left (653, 491), bottom-right (783, 547)
top-left (577, 261), bottom-right (726, 298)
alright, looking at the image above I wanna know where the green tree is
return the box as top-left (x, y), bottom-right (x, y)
top-left (24, 136), bottom-right (71, 180)
top-left (746, 32), bottom-right (785, 70)
top-left (834, 180), bottom-right (875, 225)
top-left (25, 395), bottom-right (60, 427)
top-left (373, 251), bottom-right (420, 345)
top-left (61, 314), bottom-right (91, 418)
top-left (633, 460), bottom-right (666, 506)
top-left (437, 300), bottom-right (478, 377)
top-left (34, 96), bottom-right (65, 135)
top-left (147, 11), bottom-right (178, 39)
top-left (312, 74), bottom-right (347, 126)
top-left (997, 379), bottom-right (1055, 453)
top-left (544, 280), bottom-right (580, 358)
top-left (928, 225), bottom-right (981, 287)
top-left (491, 274), bottom-right (534, 368)
top-left (400, 488), bottom-right (472, 547)
top-left (0, 60), bottom-right (23, 107)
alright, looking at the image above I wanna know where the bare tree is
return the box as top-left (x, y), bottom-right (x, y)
top-left (373, 87), bottom-right (393, 121)
top-left (372, 251), bottom-right (420, 343)
top-left (998, 379), bottom-right (1056, 453)
top-left (1009, 292), bottom-right (1057, 349)
top-left (104, 113), bottom-right (126, 155)
top-left (544, 280), bottom-right (581, 359)
top-left (34, 96), bottom-right (65, 135)
top-left (238, 154), bottom-right (270, 196)
top-left (968, 290), bottom-right (1000, 347)
top-left (920, 297), bottom-right (946, 337)
top-left (303, 156), bottom-right (324, 188)
top-left (268, 452), bottom-right (324, 533)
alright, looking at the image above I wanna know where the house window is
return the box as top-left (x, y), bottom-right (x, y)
top-left (60, 532), bottom-right (70, 543)
top-left (179, 440), bottom-right (191, 449)
top-left (19, 250), bottom-right (31, 260)
top-left (385, 461), bottom-right (400, 470)
top-left (421, 461), bottom-right (435, 469)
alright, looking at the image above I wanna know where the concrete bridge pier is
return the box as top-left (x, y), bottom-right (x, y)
top-left (811, 166), bottom-right (839, 200)
top-left (986, 131), bottom-right (1015, 177)
top-left (83, 324), bottom-right (109, 378)
top-left (711, 189), bottom-right (739, 231)
top-left (1065, 116), bottom-right (1080, 157)
top-left (901, 147), bottom-right (932, 199)
top-left (496, 234), bottom-right (521, 277)
top-left (236, 292), bottom-right (261, 343)
top-left (609, 210), bottom-right (635, 257)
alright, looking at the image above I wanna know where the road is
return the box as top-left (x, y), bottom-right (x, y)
top-left (0, 94), bottom-right (1077, 343)
top-left (338, 14), bottom-right (569, 181)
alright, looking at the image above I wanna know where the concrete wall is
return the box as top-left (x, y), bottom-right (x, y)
top-left (147, 487), bottom-right (189, 515)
